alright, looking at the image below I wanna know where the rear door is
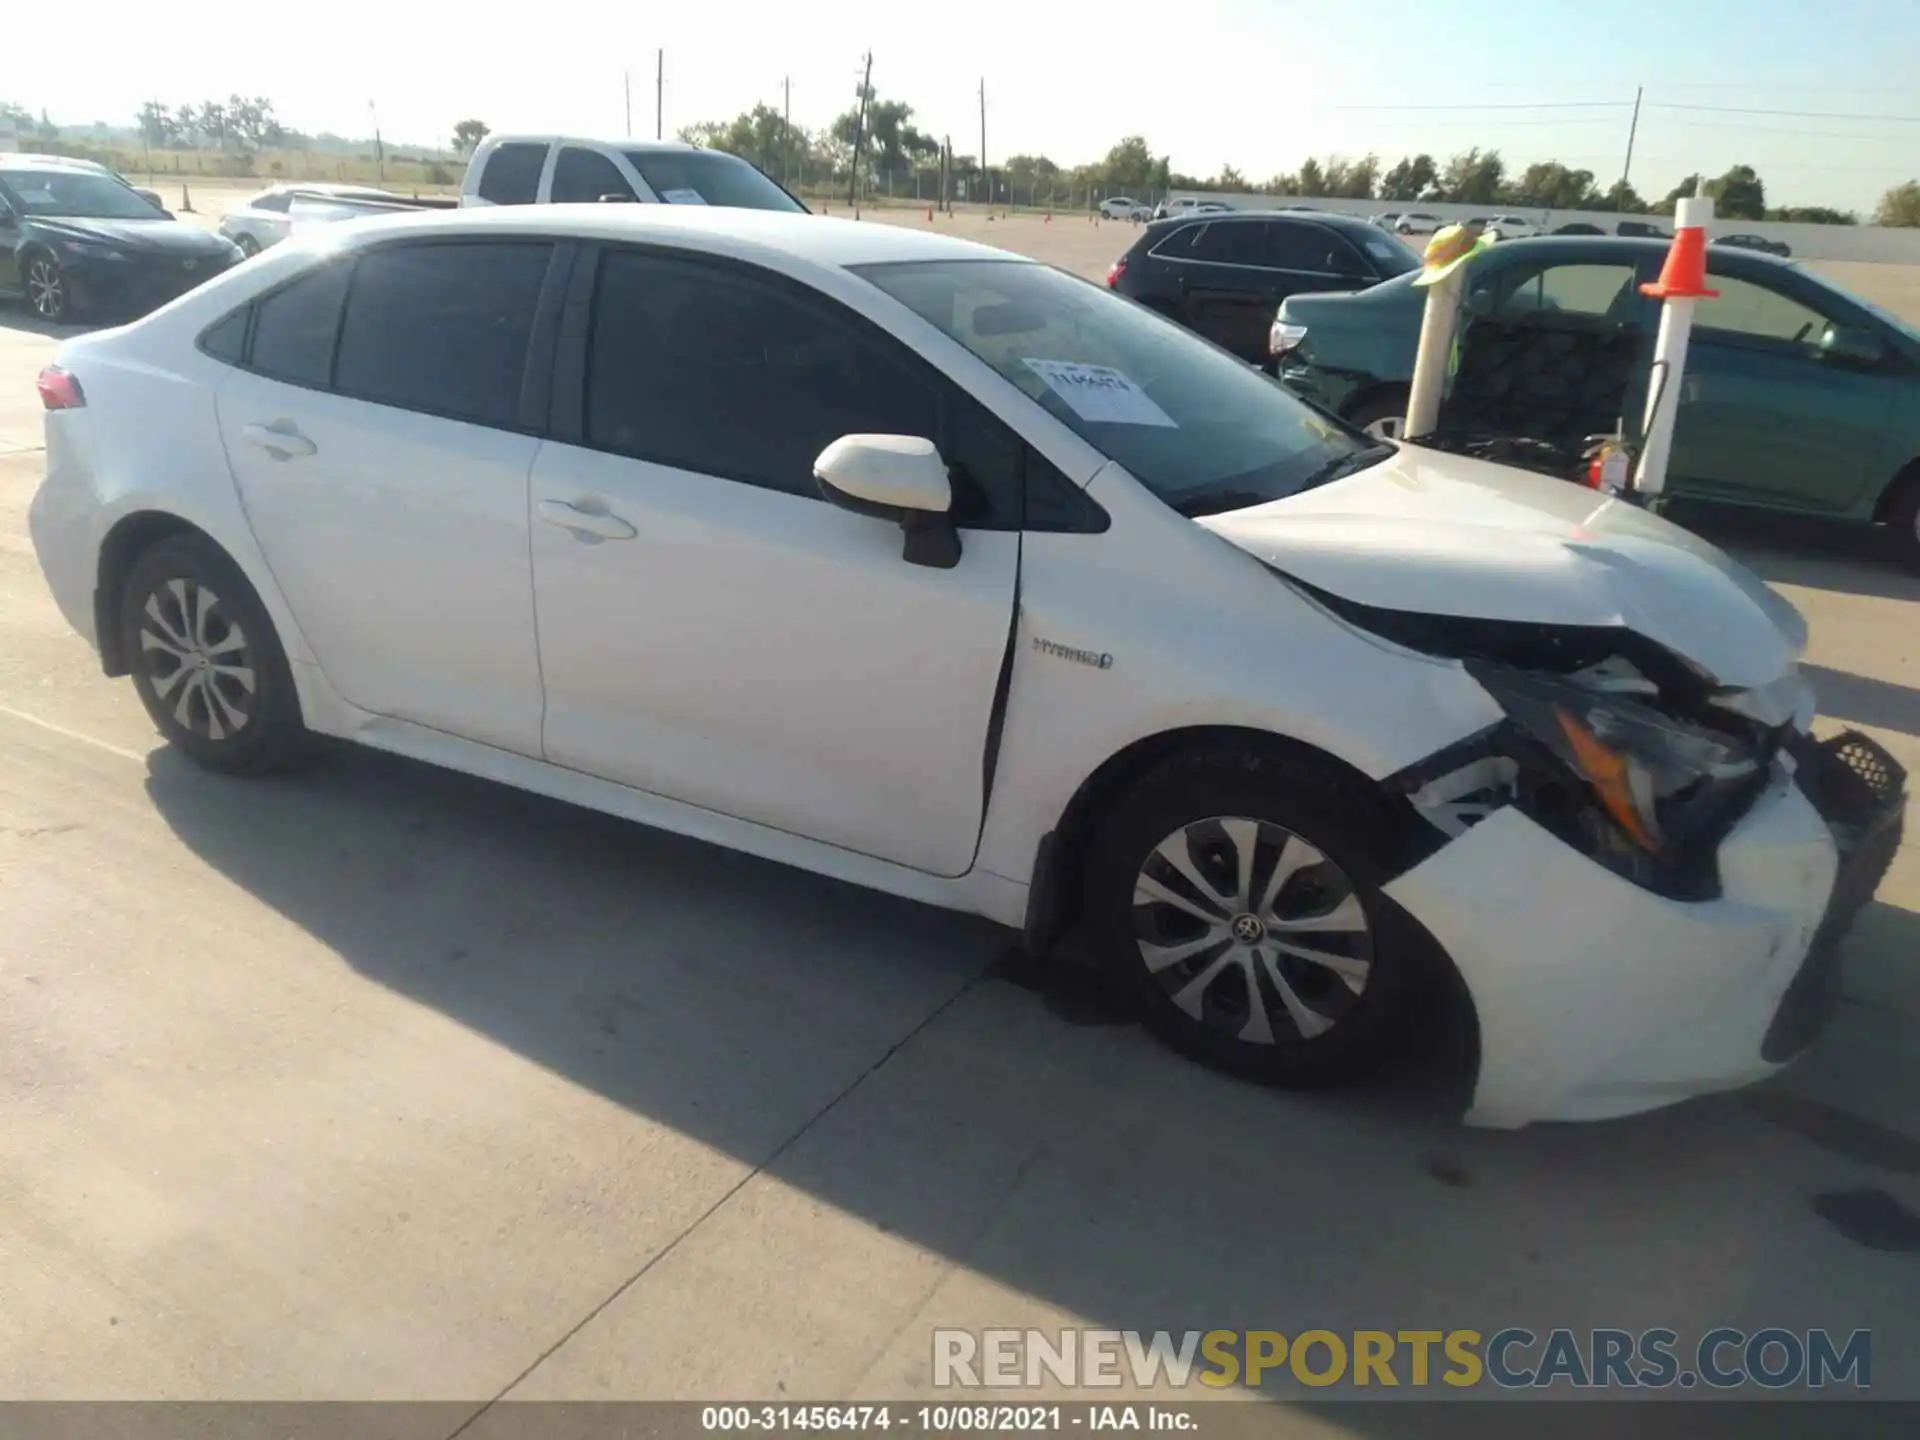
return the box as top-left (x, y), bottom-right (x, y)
top-left (214, 238), bottom-right (565, 754)
top-left (1168, 220), bottom-right (1282, 360)
top-left (1667, 264), bottom-right (1900, 512)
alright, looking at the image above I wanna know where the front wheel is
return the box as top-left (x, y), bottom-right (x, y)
top-left (1347, 390), bottom-right (1410, 441)
top-left (24, 252), bottom-right (79, 324)
top-left (118, 534), bottom-right (307, 773)
top-left (234, 233), bottom-right (261, 258)
top-left (1085, 750), bottom-right (1424, 1087)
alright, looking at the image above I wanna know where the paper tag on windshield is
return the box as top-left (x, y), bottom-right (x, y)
top-left (659, 188), bottom-right (708, 205)
top-left (1022, 360), bottom-right (1176, 427)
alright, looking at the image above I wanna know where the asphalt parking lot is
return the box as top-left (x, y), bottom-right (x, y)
top-left (2, 210), bottom-right (1918, 1420)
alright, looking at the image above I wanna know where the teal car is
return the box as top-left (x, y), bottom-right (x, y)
top-left (1272, 236), bottom-right (1920, 569)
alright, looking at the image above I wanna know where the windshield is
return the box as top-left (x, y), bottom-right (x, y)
top-left (0, 168), bottom-right (164, 220)
top-left (626, 151), bottom-right (806, 212)
top-left (1352, 231), bottom-right (1419, 277)
top-left (855, 259), bottom-right (1389, 517)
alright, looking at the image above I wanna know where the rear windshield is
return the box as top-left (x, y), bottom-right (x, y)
top-left (625, 151), bottom-right (805, 212)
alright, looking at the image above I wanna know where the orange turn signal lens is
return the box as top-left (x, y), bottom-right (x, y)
top-left (1555, 707), bottom-right (1662, 852)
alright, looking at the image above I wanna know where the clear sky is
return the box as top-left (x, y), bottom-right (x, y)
top-left (16, 0), bottom-right (1919, 212)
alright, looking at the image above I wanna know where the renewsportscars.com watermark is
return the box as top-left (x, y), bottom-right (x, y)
top-left (932, 1328), bottom-right (1872, 1391)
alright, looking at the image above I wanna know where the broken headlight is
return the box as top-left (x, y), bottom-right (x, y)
top-left (1407, 660), bottom-right (1773, 897)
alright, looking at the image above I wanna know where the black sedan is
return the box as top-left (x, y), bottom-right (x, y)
top-left (1715, 232), bottom-right (1793, 257)
top-left (1, 157), bottom-right (242, 324)
top-left (1105, 209), bottom-right (1418, 362)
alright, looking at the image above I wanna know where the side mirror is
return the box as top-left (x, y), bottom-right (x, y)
top-left (1820, 324), bottom-right (1884, 367)
top-left (814, 434), bottom-right (961, 569)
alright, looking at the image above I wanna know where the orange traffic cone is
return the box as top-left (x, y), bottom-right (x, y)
top-left (927, 206), bottom-right (933, 221)
top-left (1044, 211), bottom-right (1051, 223)
top-left (1641, 225), bottom-right (1719, 300)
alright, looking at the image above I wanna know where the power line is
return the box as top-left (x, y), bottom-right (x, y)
top-left (1649, 102), bottom-right (1920, 123)
top-left (1328, 100), bottom-right (1632, 112)
top-left (1653, 118), bottom-right (1916, 141)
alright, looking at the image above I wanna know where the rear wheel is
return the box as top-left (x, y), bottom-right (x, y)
top-left (1084, 749), bottom-right (1424, 1087)
top-left (118, 534), bottom-right (306, 773)
top-left (234, 233), bottom-right (261, 258)
top-left (1347, 390), bottom-right (1410, 441)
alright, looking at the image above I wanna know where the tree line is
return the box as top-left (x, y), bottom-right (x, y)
top-left (670, 88), bottom-right (1918, 227)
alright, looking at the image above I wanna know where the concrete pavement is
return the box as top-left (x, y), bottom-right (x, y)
top-left (2, 298), bottom-right (1918, 1420)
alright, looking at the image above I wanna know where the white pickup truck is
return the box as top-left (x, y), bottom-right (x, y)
top-left (458, 135), bottom-right (807, 212)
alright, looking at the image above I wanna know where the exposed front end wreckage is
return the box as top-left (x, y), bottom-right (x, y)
top-left (1341, 593), bottom-right (1903, 1128)
top-left (1201, 463), bottom-right (1905, 1127)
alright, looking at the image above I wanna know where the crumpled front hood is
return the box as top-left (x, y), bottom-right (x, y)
top-left (1201, 445), bottom-right (1808, 689)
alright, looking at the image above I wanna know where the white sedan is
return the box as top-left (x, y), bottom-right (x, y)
top-left (217, 183), bottom-right (410, 256)
top-left (1099, 196), bottom-right (1150, 220)
top-left (27, 206), bottom-right (1903, 1127)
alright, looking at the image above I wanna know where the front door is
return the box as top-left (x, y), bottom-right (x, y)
top-left (213, 239), bottom-right (559, 755)
top-left (528, 248), bottom-right (1020, 877)
top-left (1667, 268), bottom-right (1897, 512)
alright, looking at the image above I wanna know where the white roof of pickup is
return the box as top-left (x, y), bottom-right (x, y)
top-left (309, 202), bottom-right (1032, 272)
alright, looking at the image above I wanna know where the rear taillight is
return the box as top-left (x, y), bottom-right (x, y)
top-left (1105, 258), bottom-right (1127, 288)
top-left (36, 365), bottom-right (85, 411)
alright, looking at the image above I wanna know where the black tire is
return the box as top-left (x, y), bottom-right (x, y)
top-left (1084, 748), bottom-right (1425, 1088)
top-left (1346, 389), bottom-right (1410, 441)
top-left (234, 233), bottom-right (261, 258)
top-left (1889, 472), bottom-right (1920, 575)
top-left (118, 534), bottom-right (306, 773)
top-left (23, 249), bottom-right (81, 324)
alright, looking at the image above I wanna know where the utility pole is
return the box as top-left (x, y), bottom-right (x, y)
top-left (625, 72), bottom-right (633, 138)
top-left (848, 51), bottom-right (873, 211)
top-left (368, 99), bottom-right (384, 185)
top-left (941, 135), bottom-right (951, 213)
top-left (978, 78), bottom-right (988, 209)
top-left (1620, 85), bottom-right (1643, 197)
top-left (783, 76), bottom-right (792, 186)
top-left (656, 50), bottom-right (664, 141)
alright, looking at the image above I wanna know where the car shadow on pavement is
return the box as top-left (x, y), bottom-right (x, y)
top-left (140, 741), bottom-right (1920, 1406)
top-left (0, 302), bottom-right (100, 341)
top-left (1802, 665), bottom-right (1920, 738)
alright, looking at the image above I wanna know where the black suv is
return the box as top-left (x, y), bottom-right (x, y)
top-left (1106, 210), bottom-right (1419, 362)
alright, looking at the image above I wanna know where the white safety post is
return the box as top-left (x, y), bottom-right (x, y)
top-left (1634, 195), bottom-right (1717, 499)
top-left (1405, 268), bottom-right (1465, 441)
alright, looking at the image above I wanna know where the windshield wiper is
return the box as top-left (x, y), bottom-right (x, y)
top-left (1297, 442), bottom-right (1395, 491)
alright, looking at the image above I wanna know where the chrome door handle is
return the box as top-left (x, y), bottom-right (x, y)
top-left (537, 498), bottom-right (637, 540)
top-left (241, 420), bottom-right (317, 460)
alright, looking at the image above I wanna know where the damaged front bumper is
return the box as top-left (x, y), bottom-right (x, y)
top-left (1386, 730), bottom-right (1906, 1128)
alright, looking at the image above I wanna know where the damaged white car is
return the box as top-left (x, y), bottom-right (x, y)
top-left (28, 208), bottom-right (1907, 1127)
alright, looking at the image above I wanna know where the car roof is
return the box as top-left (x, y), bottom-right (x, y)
top-left (1146, 207), bottom-right (1392, 238)
top-left (0, 153), bottom-right (107, 173)
top-left (485, 134), bottom-right (700, 155)
top-left (294, 203), bottom-right (1029, 271)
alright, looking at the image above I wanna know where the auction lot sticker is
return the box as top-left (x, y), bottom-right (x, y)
top-left (1022, 360), bottom-right (1177, 428)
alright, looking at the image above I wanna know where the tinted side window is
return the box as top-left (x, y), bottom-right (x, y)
top-left (552, 147), bottom-right (634, 203)
top-left (199, 306), bottom-right (249, 364)
top-left (1264, 221), bottom-right (1348, 273)
top-left (334, 242), bottom-right (552, 428)
top-left (1483, 262), bottom-right (1639, 321)
top-left (1188, 221), bottom-right (1264, 266)
top-left (1148, 224), bottom-right (1203, 258)
top-left (251, 192), bottom-right (292, 214)
top-left (586, 251), bottom-right (938, 500)
top-left (476, 143), bottom-right (548, 205)
top-left (1696, 274), bottom-right (1833, 355)
top-left (248, 261), bottom-right (352, 387)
